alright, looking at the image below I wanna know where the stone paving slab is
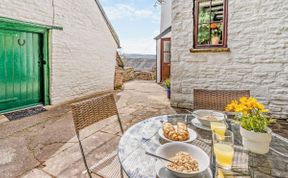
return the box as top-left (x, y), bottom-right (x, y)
top-left (0, 136), bottom-right (40, 178)
top-left (22, 169), bottom-right (52, 178)
top-left (42, 132), bottom-right (117, 177)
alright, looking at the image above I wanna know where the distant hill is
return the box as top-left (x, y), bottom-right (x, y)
top-left (122, 54), bottom-right (156, 72)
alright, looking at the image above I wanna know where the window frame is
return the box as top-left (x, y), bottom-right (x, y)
top-left (162, 40), bottom-right (171, 64)
top-left (193, 0), bottom-right (228, 49)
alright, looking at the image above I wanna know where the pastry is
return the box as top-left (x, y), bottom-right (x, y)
top-left (177, 122), bottom-right (189, 141)
top-left (163, 123), bottom-right (178, 141)
top-left (162, 122), bottom-right (189, 141)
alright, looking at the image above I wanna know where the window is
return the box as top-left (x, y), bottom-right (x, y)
top-left (163, 40), bottom-right (171, 63)
top-left (193, 0), bottom-right (228, 49)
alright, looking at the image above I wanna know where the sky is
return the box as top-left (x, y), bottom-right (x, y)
top-left (99, 0), bottom-right (160, 54)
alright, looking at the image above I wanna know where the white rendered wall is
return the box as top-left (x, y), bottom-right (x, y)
top-left (160, 0), bottom-right (172, 33)
top-left (156, 39), bottom-right (161, 83)
top-left (0, 0), bottom-right (118, 104)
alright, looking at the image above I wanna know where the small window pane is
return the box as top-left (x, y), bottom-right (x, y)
top-left (211, 22), bottom-right (223, 45)
top-left (199, 1), bottom-right (211, 24)
top-left (198, 24), bottom-right (210, 44)
top-left (163, 41), bottom-right (171, 52)
top-left (164, 53), bottom-right (171, 63)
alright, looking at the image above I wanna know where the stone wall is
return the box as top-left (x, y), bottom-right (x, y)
top-left (135, 71), bottom-right (156, 80)
top-left (114, 67), bottom-right (124, 90)
top-left (171, 0), bottom-right (288, 118)
top-left (0, 0), bottom-right (118, 104)
top-left (124, 67), bottom-right (156, 81)
top-left (124, 67), bottom-right (136, 82)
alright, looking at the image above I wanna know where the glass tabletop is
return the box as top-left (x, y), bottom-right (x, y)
top-left (118, 115), bottom-right (288, 178)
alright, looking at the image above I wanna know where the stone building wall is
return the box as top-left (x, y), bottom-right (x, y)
top-left (114, 67), bottom-right (124, 90)
top-left (171, 0), bottom-right (288, 118)
top-left (0, 0), bottom-right (118, 104)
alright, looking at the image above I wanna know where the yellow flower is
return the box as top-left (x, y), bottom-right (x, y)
top-left (235, 104), bottom-right (249, 115)
top-left (242, 110), bottom-right (248, 116)
top-left (240, 97), bottom-right (248, 105)
top-left (247, 97), bottom-right (258, 108)
top-left (226, 97), bottom-right (268, 114)
top-left (225, 100), bottom-right (238, 112)
top-left (256, 103), bottom-right (268, 112)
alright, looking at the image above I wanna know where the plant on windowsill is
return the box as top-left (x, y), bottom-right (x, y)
top-left (226, 97), bottom-right (274, 154)
top-left (164, 79), bottom-right (171, 99)
top-left (198, 9), bottom-right (210, 45)
top-left (210, 23), bottom-right (222, 45)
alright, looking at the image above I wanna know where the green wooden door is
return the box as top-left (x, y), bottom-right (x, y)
top-left (0, 29), bottom-right (43, 112)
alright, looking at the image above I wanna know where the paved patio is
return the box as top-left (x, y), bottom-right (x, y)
top-left (0, 80), bottom-right (176, 178)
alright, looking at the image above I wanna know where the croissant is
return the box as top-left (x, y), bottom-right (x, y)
top-left (177, 122), bottom-right (189, 141)
top-left (163, 123), bottom-right (178, 141)
top-left (163, 122), bottom-right (189, 141)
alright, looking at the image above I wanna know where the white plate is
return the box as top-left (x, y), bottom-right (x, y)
top-left (158, 126), bottom-right (197, 143)
top-left (191, 118), bottom-right (211, 131)
top-left (155, 160), bottom-right (213, 178)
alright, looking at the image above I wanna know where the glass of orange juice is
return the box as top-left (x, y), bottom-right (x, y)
top-left (211, 122), bottom-right (227, 140)
top-left (213, 130), bottom-right (234, 170)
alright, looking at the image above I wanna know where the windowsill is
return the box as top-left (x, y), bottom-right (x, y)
top-left (190, 48), bottom-right (230, 53)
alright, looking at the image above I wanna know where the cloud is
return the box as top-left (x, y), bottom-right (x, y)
top-left (104, 4), bottom-right (160, 23)
top-left (99, 1), bottom-right (160, 54)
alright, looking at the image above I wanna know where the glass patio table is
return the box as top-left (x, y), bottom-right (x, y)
top-left (118, 115), bottom-right (288, 178)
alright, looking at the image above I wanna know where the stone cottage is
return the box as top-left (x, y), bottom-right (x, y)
top-left (159, 0), bottom-right (288, 118)
top-left (0, 0), bottom-right (120, 112)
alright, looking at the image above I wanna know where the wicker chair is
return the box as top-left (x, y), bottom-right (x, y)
top-left (71, 93), bottom-right (124, 178)
top-left (193, 89), bottom-right (250, 111)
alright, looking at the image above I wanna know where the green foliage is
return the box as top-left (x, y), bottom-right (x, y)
top-left (198, 24), bottom-right (210, 44)
top-left (239, 109), bottom-right (274, 133)
top-left (199, 9), bottom-right (210, 24)
top-left (211, 28), bottom-right (222, 37)
top-left (198, 9), bottom-right (210, 44)
top-left (164, 78), bottom-right (170, 89)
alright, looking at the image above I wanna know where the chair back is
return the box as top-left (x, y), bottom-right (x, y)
top-left (193, 89), bottom-right (250, 111)
top-left (71, 93), bottom-right (119, 133)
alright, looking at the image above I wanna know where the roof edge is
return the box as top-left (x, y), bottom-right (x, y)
top-left (95, 0), bottom-right (121, 48)
top-left (154, 26), bottom-right (172, 40)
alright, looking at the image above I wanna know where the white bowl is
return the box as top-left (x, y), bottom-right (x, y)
top-left (193, 110), bottom-right (226, 127)
top-left (156, 142), bottom-right (210, 177)
top-left (158, 127), bottom-right (197, 143)
top-left (155, 160), bottom-right (213, 178)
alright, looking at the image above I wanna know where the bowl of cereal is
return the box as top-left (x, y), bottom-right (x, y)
top-left (156, 142), bottom-right (210, 177)
top-left (193, 110), bottom-right (226, 127)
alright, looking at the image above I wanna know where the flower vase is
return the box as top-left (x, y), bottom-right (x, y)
top-left (212, 36), bottom-right (220, 45)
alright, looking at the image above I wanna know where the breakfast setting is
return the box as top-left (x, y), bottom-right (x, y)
top-left (142, 109), bottom-right (234, 178)
top-left (118, 96), bottom-right (284, 178)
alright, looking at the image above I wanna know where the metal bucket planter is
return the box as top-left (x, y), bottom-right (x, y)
top-left (167, 88), bottom-right (171, 99)
top-left (240, 126), bottom-right (272, 154)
